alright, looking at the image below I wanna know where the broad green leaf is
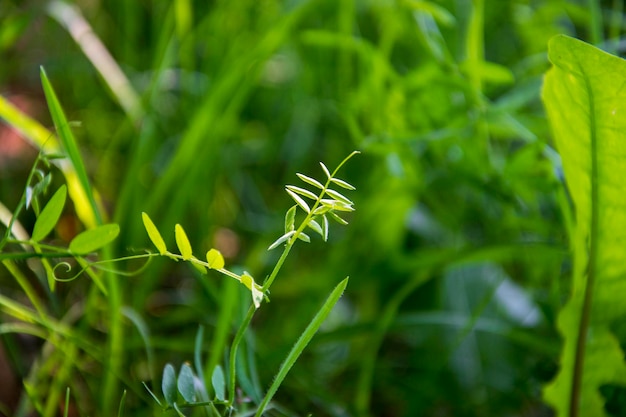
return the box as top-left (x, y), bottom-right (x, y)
top-left (162, 363), bottom-right (177, 406)
top-left (286, 189), bottom-right (310, 213)
top-left (542, 34), bottom-right (626, 417)
top-left (254, 277), bottom-right (349, 417)
top-left (296, 173), bottom-right (324, 189)
top-left (307, 219), bottom-right (323, 237)
top-left (206, 248), bottom-right (225, 270)
top-left (325, 188), bottom-right (353, 205)
top-left (142, 212), bottom-right (166, 255)
top-left (211, 365), bottom-right (225, 401)
top-left (268, 231), bottom-right (295, 250)
top-left (319, 161), bottom-right (331, 179)
top-left (32, 185), bottom-right (66, 242)
top-left (330, 177), bottom-right (356, 190)
top-left (241, 272), bottom-right (263, 309)
top-left (175, 224), bottom-right (192, 260)
top-left (69, 224), bottom-right (119, 254)
top-left (177, 363), bottom-right (196, 403)
top-left (284, 205), bottom-right (297, 233)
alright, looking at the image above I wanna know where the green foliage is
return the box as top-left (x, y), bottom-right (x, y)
top-left (542, 35), bottom-right (626, 417)
top-left (4, 1), bottom-right (626, 416)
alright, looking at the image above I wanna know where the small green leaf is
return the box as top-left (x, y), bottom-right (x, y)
top-left (321, 199), bottom-right (354, 212)
top-left (69, 224), bottom-right (120, 254)
top-left (241, 272), bottom-right (263, 309)
top-left (307, 219), bottom-right (323, 237)
top-left (322, 215), bottom-right (329, 241)
top-left (297, 232), bottom-right (311, 243)
top-left (142, 212), bottom-right (167, 255)
top-left (268, 231), bottom-right (295, 250)
top-left (162, 363), bottom-right (177, 406)
top-left (312, 205), bottom-right (330, 215)
top-left (325, 189), bottom-right (353, 205)
top-left (328, 211), bottom-right (348, 225)
top-left (211, 365), bottom-right (225, 401)
top-left (320, 162), bottom-right (331, 179)
top-left (296, 173), bottom-right (324, 189)
top-left (286, 189), bottom-right (310, 213)
top-left (286, 185), bottom-right (318, 200)
top-left (330, 177), bottom-right (356, 190)
top-left (206, 248), bottom-right (225, 269)
top-left (177, 363), bottom-right (196, 403)
top-left (32, 185), bottom-right (67, 242)
top-left (175, 224), bottom-right (193, 260)
top-left (284, 205), bottom-right (297, 233)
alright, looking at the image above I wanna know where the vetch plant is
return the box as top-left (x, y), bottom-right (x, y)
top-left (142, 151), bottom-right (359, 416)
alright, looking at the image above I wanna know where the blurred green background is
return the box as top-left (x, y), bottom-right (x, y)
top-left (0, 0), bottom-right (620, 416)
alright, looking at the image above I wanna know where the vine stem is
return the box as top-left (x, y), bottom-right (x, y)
top-left (226, 150), bottom-right (359, 407)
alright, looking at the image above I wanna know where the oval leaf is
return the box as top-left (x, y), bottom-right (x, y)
top-left (142, 212), bottom-right (167, 255)
top-left (325, 188), bottom-right (353, 205)
top-left (69, 224), bottom-right (119, 254)
top-left (175, 224), bottom-right (193, 260)
top-left (206, 248), bottom-right (225, 270)
top-left (330, 177), bottom-right (356, 190)
top-left (319, 161), bottom-right (331, 179)
top-left (241, 272), bottom-right (263, 309)
top-left (286, 189), bottom-right (310, 213)
top-left (162, 363), bottom-right (177, 406)
top-left (211, 365), bottom-right (226, 401)
top-left (177, 363), bottom-right (196, 403)
top-left (296, 173), bottom-right (324, 189)
top-left (286, 185), bottom-right (318, 200)
top-left (297, 232), bottom-right (311, 243)
top-left (32, 185), bottom-right (67, 242)
top-left (285, 205), bottom-right (297, 233)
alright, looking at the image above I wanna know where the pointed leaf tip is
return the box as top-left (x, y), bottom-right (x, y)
top-left (69, 224), bottom-right (119, 254)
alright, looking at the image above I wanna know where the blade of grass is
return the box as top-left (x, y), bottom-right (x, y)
top-left (254, 277), bottom-right (349, 417)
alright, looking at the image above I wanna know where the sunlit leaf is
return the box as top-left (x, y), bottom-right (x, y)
top-left (320, 161), bottom-right (331, 179)
top-left (330, 177), bottom-right (356, 190)
top-left (284, 205), bottom-right (297, 233)
top-left (297, 232), bottom-right (310, 243)
top-left (542, 34), bottom-right (626, 417)
top-left (206, 248), bottom-right (225, 269)
top-left (268, 231), bottom-right (295, 251)
top-left (286, 189), bottom-right (310, 213)
top-left (211, 365), bottom-right (225, 401)
top-left (296, 173), bottom-right (324, 189)
top-left (191, 261), bottom-right (207, 275)
top-left (177, 363), bottom-right (196, 403)
top-left (69, 224), bottom-right (119, 254)
top-left (32, 185), bottom-right (66, 242)
top-left (142, 212), bottom-right (167, 255)
top-left (325, 188), bottom-right (353, 205)
top-left (307, 219), bottom-right (323, 237)
top-left (286, 185), bottom-right (318, 200)
top-left (175, 224), bottom-right (192, 260)
top-left (162, 363), bottom-right (177, 406)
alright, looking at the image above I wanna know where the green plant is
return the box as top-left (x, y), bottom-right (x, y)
top-left (140, 151), bottom-right (359, 415)
top-left (542, 35), bottom-right (626, 417)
